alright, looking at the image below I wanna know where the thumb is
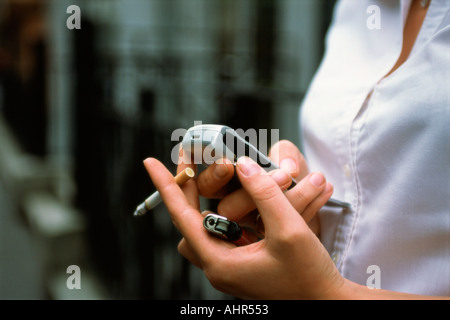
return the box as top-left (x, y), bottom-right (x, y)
top-left (235, 157), bottom-right (305, 238)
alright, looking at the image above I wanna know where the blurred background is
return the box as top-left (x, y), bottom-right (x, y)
top-left (0, 0), bottom-right (335, 299)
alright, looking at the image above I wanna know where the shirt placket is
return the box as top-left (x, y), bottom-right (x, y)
top-left (329, 93), bottom-right (368, 272)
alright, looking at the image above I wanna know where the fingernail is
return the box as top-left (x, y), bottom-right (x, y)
top-left (309, 172), bottom-right (325, 187)
top-left (324, 182), bottom-right (333, 193)
top-left (280, 158), bottom-right (297, 174)
top-left (237, 157), bottom-right (261, 177)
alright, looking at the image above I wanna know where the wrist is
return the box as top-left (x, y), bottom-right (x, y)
top-left (326, 278), bottom-right (445, 300)
top-left (335, 279), bottom-right (367, 299)
top-left (320, 276), bottom-right (367, 300)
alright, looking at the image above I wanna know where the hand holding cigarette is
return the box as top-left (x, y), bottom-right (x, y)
top-left (143, 156), bottom-right (344, 299)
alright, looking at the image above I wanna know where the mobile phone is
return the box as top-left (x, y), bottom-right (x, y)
top-left (181, 124), bottom-right (350, 209)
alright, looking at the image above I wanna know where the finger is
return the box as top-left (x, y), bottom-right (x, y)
top-left (269, 140), bottom-right (308, 180)
top-left (197, 158), bottom-right (235, 198)
top-left (235, 157), bottom-right (305, 236)
top-left (143, 158), bottom-right (222, 263)
top-left (297, 182), bottom-right (333, 223)
top-left (217, 169), bottom-right (293, 221)
top-left (283, 172), bottom-right (329, 220)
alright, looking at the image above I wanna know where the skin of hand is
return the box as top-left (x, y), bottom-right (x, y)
top-left (144, 155), bottom-right (450, 299)
top-left (144, 156), bottom-right (345, 299)
top-left (192, 140), bottom-right (332, 233)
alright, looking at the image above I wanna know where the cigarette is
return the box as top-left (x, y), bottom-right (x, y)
top-left (133, 167), bottom-right (195, 216)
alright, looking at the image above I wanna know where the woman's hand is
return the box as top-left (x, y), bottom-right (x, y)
top-left (186, 140), bottom-right (333, 232)
top-left (144, 157), bottom-right (345, 299)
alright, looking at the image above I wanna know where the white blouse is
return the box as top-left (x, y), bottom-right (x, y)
top-left (300, 0), bottom-right (449, 296)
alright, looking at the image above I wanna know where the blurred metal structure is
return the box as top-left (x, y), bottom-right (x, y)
top-left (0, 0), bottom-right (335, 299)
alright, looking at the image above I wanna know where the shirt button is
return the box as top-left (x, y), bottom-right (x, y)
top-left (343, 164), bottom-right (351, 178)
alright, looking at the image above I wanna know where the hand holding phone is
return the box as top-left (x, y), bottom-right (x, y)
top-left (181, 124), bottom-right (350, 209)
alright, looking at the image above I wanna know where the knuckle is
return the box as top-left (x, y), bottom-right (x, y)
top-left (251, 181), bottom-right (280, 204)
top-left (288, 183), bottom-right (311, 207)
top-left (276, 226), bottom-right (307, 246)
